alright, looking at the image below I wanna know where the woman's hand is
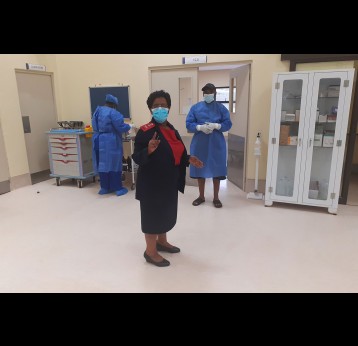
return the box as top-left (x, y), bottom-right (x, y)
top-left (189, 156), bottom-right (204, 168)
top-left (148, 131), bottom-right (160, 155)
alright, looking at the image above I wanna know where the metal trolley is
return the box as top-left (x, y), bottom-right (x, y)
top-left (122, 133), bottom-right (137, 190)
top-left (46, 124), bottom-right (96, 188)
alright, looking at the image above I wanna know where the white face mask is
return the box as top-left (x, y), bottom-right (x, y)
top-left (203, 93), bottom-right (215, 103)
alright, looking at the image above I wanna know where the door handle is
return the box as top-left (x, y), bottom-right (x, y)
top-left (22, 116), bottom-right (31, 133)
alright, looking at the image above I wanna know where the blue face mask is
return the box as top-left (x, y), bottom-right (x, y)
top-left (204, 94), bottom-right (215, 103)
top-left (152, 107), bottom-right (169, 123)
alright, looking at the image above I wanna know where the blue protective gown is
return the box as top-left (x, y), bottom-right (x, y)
top-left (186, 101), bottom-right (232, 178)
top-left (92, 106), bottom-right (130, 173)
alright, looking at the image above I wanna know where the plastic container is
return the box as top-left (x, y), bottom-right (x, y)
top-left (85, 125), bottom-right (93, 138)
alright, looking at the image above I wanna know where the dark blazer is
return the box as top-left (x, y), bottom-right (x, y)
top-left (132, 119), bottom-right (190, 201)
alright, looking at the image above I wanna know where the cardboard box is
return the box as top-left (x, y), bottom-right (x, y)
top-left (288, 136), bottom-right (298, 145)
top-left (279, 125), bottom-right (290, 145)
top-left (327, 114), bottom-right (337, 122)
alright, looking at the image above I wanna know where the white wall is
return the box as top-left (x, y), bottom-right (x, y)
top-left (0, 54), bottom-right (290, 187)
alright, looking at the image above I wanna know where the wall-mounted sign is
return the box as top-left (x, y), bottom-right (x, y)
top-left (25, 63), bottom-right (46, 72)
top-left (182, 56), bottom-right (207, 64)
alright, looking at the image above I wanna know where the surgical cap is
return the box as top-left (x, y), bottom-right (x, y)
top-left (105, 94), bottom-right (119, 105)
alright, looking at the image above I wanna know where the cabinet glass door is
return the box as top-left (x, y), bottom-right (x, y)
top-left (271, 74), bottom-right (308, 201)
top-left (302, 72), bottom-right (347, 205)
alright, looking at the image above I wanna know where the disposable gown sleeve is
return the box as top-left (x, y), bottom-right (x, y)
top-left (132, 130), bottom-right (151, 166)
top-left (218, 105), bottom-right (232, 132)
top-left (185, 105), bottom-right (201, 133)
top-left (110, 111), bottom-right (131, 134)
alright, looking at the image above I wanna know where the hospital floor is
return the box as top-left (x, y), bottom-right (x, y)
top-left (1, 178), bottom-right (358, 293)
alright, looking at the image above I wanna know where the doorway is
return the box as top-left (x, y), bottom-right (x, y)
top-left (150, 61), bottom-right (252, 190)
top-left (15, 70), bottom-right (58, 184)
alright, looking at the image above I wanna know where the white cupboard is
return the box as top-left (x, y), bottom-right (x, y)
top-left (265, 69), bottom-right (355, 214)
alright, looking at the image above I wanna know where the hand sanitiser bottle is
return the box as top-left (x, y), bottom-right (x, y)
top-left (247, 133), bottom-right (264, 200)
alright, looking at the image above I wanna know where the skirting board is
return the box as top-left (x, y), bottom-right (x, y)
top-left (245, 179), bottom-right (266, 194)
top-left (10, 173), bottom-right (31, 191)
top-left (0, 180), bottom-right (10, 195)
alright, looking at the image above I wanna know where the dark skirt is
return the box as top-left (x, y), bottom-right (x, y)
top-left (140, 193), bottom-right (178, 234)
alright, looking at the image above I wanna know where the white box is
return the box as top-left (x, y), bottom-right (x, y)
top-left (318, 115), bottom-right (327, 123)
top-left (288, 136), bottom-right (298, 145)
top-left (323, 135), bottom-right (334, 147)
top-left (314, 134), bottom-right (323, 147)
top-left (285, 113), bottom-right (296, 121)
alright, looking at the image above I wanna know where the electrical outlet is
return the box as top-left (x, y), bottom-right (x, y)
top-left (257, 131), bottom-right (262, 138)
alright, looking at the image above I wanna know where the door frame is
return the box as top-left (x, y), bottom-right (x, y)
top-left (149, 60), bottom-right (253, 189)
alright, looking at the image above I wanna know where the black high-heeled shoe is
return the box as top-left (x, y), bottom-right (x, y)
top-left (156, 243), bottom-right (180, 253)
top-left (143, 252), bottom-right (170, 267)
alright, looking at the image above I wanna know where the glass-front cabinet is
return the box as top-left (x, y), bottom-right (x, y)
top-left (265, 69), bottom-right (354, 214)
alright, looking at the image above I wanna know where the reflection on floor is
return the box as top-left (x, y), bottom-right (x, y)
top-left (1, 178), bottom-right (358, 292)
top-left (347, 173), bottom-right (358, 206)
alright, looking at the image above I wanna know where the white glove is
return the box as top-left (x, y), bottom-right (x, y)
top-left (196, 124), bottom-right (213, 134)
top-left (205, 122), bottom-right (221, 131)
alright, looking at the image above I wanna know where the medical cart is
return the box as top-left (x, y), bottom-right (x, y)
top-left (46, 127), bottom-right (96, 188)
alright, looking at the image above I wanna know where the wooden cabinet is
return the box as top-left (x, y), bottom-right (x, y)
top-left (265, 69), bottom-right (355, 214)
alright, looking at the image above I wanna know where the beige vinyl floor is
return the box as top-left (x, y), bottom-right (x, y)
top-left (0, 177), bottom-right (358, 293)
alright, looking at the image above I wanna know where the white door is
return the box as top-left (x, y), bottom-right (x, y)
top-left (151, 68), bottom-right (198, 134)
top-left (301, 70), bottom-right (354, 207)
top-left (15, 71), bottom-right (58, 176)
top-left (227, 64), bottom-right (250, 190)
top-left (266, 73), bottom-right (309, 203)
top-left (0, 121), bottom-right (10, 194)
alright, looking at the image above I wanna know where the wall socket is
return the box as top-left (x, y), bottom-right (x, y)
top-left (257, 131), bottom-right (262, 138)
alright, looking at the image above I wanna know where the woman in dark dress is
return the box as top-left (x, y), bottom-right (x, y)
top-left (132, 90), bottom-right (203, 267)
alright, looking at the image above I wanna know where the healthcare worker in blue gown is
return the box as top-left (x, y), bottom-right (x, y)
top-left (186, 83), bottom-right (232, 208)
top-left (92, 94), bottom-right (135, 196)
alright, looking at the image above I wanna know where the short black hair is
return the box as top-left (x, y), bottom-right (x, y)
top-left (146, 90), bottom-right (171, 110)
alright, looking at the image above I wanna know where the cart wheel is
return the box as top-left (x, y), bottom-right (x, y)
top-left (56, 177), bottom-right (61, 186)
top-left (77, 180), bottom-right (83, 188)
top-left (131, 183), bottom-right (135, 190)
